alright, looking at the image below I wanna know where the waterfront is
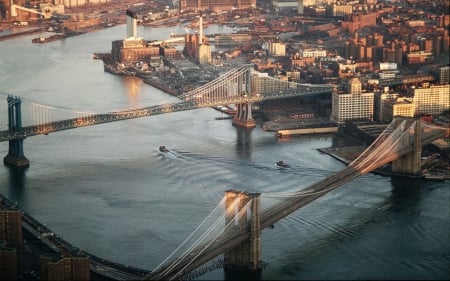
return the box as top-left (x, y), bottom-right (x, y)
top-left (0, 24), bottom-right (449, 280)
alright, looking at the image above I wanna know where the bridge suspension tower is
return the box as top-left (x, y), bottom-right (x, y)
top-left (223, 190), bottom-right (263, 279)
top-left (4, 95), bottom-right (29, 168)
top-left (391, 118), bottom-right (422, 175)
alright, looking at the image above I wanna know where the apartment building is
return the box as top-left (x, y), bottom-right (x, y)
top-left (411, 84), bottom-right (450, 115)
top-left (331, 77), bottom-right (374, 125)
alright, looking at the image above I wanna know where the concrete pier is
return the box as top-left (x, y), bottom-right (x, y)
top-left (4, 96), bottom-right (29, 168)
top-left (4, 154), bottom-right (30, 168)
top-left (232, 103), bottom-right (256, 128)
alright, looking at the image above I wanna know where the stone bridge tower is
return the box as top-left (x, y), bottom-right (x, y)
top-left (391, 117), bottom-right (422, 175)
top-left (223, 190), bottom-right (262, 279)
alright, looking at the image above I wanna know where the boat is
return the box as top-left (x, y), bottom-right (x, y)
top-left (31, 33), bottom-right (64, 43)
top-left (276, 160), bottom-right (289, 168)
top-left (159, 145), bottom-right (169, 153)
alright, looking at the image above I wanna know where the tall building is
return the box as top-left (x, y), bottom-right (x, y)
top-left (439, 66), bottom-right (450, 85)
top-left (0, 241), bottom-right (17, 280)
top-left (374, 89), bottom-right (398, 122)
top-left (0, 209), bottom-right (23, 249)
top-left (331, 77), bottom-right (374, 125)
top-left (267, 38), bottom-right (286, 57)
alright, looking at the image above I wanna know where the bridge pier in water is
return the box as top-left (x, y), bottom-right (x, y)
top-left (3, 96), bottom-right (29, 168)
top-left (232, 103), bottom-right (256, 128)
top-left (391, 118), bottom-right (422, 176)
top-left (223, 190), bottom-right (262, 280)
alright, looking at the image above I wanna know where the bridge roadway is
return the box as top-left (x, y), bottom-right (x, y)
top-left (378, 74), bottom-right (434, 87)
top-left (0, 86), bottom-right (332, 142)
top-left (146, 122), bottom-right (449, 280)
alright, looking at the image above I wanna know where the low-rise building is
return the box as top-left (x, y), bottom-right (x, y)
top-left (411, 84), bottom-right (450, 115)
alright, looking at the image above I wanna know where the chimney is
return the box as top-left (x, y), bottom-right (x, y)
top-left (199, 14), bottom-right (203, 45)
top-left (126, 10), bottom-right (138, 39)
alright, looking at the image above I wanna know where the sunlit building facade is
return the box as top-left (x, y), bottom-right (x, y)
top-left (411, 84), bottom-right (450, 115)
top-left (331, 77), bottom-right (374, 125)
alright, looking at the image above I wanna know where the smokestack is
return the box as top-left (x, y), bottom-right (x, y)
top-left (199, 15), bottom-right (203, 45)
top-left (126, 10), bottom-right (138, 39)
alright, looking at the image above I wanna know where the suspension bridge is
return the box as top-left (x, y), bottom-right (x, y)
top-left (141, 117), bottom-right (448, 280)
top-left (0, 67), bottom-right (333, 167)
top-left (1, 66), bottom-right (448, 280)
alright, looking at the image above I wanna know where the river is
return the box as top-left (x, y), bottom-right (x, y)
top-left (0, 23), bottom-right (449, 280)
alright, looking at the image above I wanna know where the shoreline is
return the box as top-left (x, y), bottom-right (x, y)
top-left (0, 27), bottom-right (43, 41)
top-left (0, 193), bottom-right (151, 280)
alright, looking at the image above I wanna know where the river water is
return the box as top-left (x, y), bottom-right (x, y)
top-left (0, 24), bottom-right (449, 280)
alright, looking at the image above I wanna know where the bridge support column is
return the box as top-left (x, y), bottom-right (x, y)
top-left (232, 103), bottom-right (256, 128)
top-left (391, 118), bottom-right (422, 176)
top-left (223, 190), bottom-right (262, 279)
top-left (4, 96), bottom-right (29, 168)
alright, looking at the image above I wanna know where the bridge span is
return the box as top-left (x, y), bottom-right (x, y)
top-left (144, 118), bottom-right (449, 280)
top-left (1, 66), bottom-right (448, 279)
top-left (1, 67), bottom-right (333, 167)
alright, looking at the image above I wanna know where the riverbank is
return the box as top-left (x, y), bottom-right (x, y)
top-left (0, 193), bottom-right (151, 280)
top-left (0, 27), bottom-right (43, 41)
top-left (276, 126), bottom-right (338, 137)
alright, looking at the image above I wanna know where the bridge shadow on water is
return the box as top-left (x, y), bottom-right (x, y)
top-left (223, 268), bottom-right (262, 281)
top-left (388, 176), bottom-right (422, 213)
top-left (234, 126), bottom-right (253, 161)
top-left (3, 164), bottom-right (28, 201)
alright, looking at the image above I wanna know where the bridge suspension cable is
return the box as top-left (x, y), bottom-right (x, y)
top-left (149, 196), bottom-right (254, 281)
top-left (144, 119), bottom-right (449, 281)
top-left (152, 197), bottom-right (227, 273)
top-left (167, 199), bottom-right (253, 281)
top-left (178, 68), bottom-right (248, 101)
top-left (20, 97), bottom-right (97, 127)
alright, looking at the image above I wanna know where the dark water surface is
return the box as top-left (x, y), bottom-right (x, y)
top-left (0, 24), bottom-right (449, 280)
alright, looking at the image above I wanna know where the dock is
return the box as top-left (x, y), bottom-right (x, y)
top-left (276, 126), bottom-right (338, 137)
top-left (0, 27), bottom-right (43, 41)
